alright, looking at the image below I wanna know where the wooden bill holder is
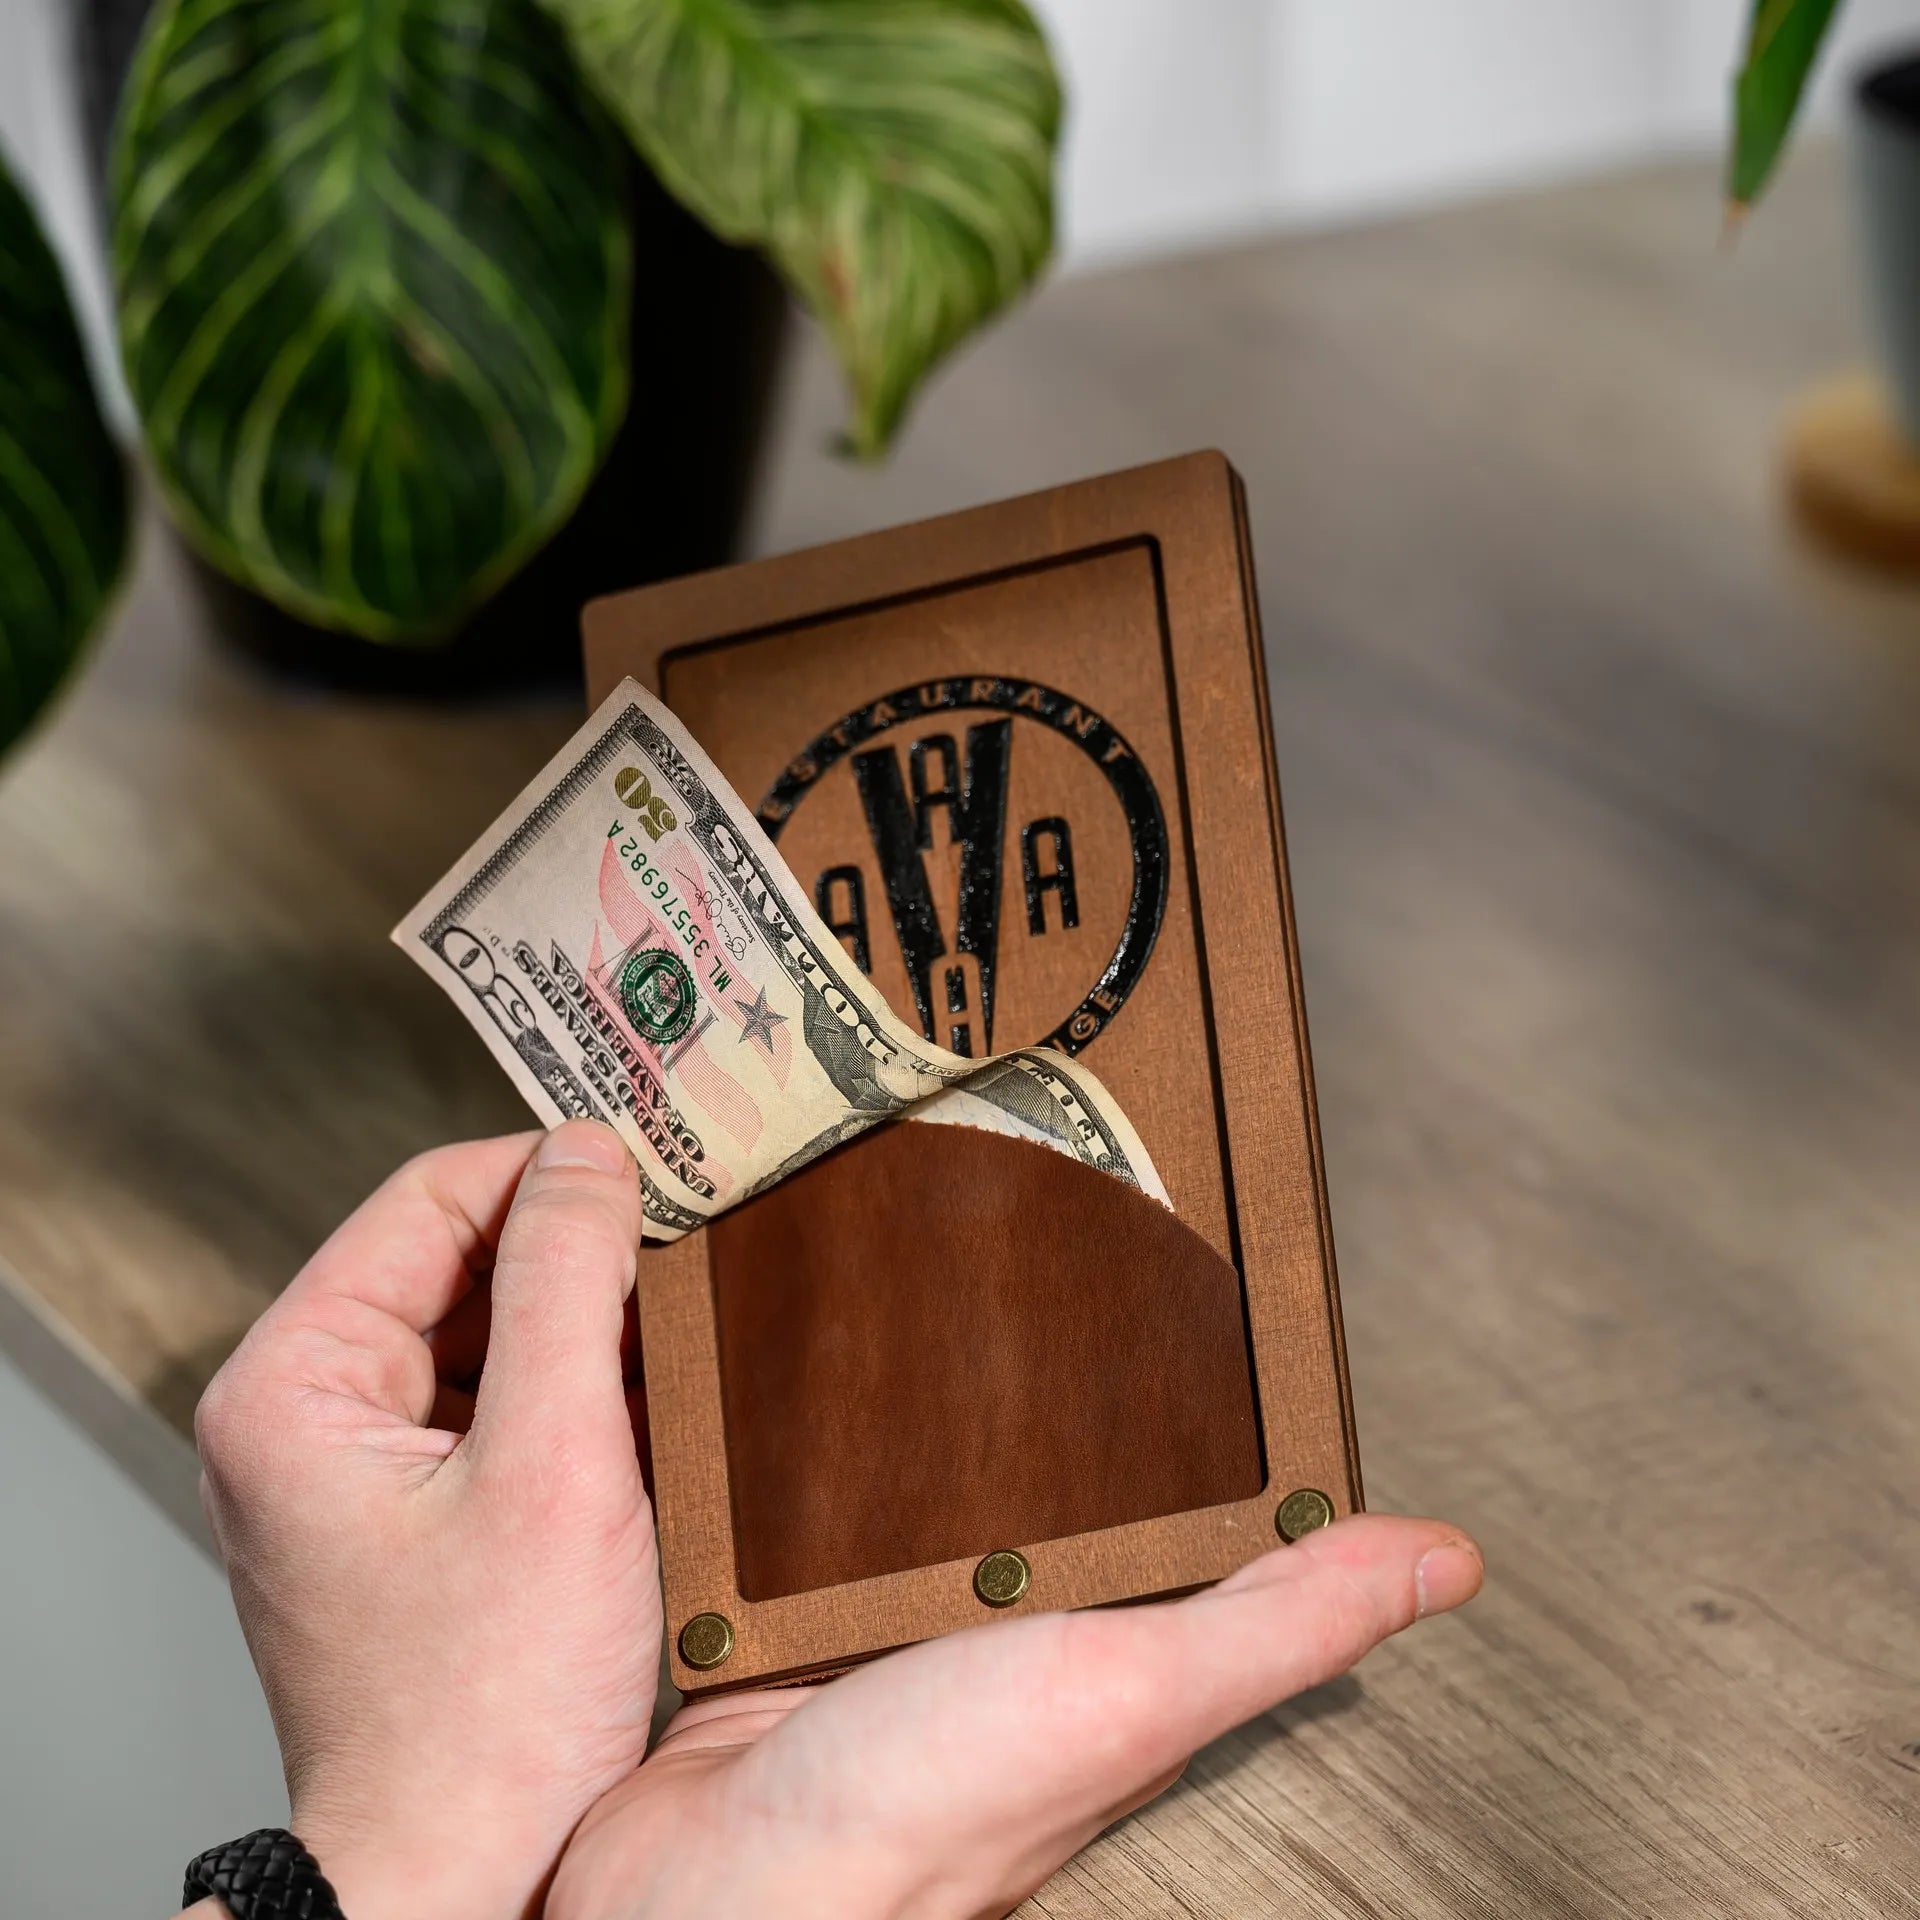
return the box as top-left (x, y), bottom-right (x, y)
top-left (583, 451), bottom-right (1362, 1695)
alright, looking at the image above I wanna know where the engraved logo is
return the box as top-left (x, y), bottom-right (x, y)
top-left (759, 678), bottom-right (1169, 1057)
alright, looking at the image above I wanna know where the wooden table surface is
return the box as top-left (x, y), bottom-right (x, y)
top-left (3, 150), bottom-right (1917, 1916)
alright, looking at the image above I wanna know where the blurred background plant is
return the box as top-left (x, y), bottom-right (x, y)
top-left (0, 0), bottom-right (1909, 755)
top-left (0, 0), bottom-right (1060, 726)
top-left (1730, 0), bottom-right (1851, 205)
top-left (0, 153), bottom-right (127, 756)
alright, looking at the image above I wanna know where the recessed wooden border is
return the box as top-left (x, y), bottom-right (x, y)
top-left (584, 451), bottom-right (1361, 1695)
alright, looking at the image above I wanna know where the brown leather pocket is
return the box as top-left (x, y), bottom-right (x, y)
top-left (707, 1122), bottom-right (1265, 1601)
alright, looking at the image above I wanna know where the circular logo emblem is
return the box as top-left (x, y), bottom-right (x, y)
top-left (617, 947), bottom-right (697, 1045)
top-left (758, 677), bottom-right (1168, 1057)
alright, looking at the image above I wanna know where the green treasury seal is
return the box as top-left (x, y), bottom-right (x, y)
top-left (618, 947), bottom-right (697, 1045)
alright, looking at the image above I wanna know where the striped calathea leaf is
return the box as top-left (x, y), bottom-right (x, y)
top-left (112, 0), bottom-right (632, 642)
top-left (0, 149), bottom-right (128, 753)
top-left (548, 0), bottom-right (1061, 456)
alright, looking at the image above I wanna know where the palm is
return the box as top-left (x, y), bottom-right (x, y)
top-left (549, 1513), bottom-right (1478, 1920)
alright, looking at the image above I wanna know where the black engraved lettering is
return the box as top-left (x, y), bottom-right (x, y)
top-left (946, 957), bottom-right (980, 1058)
top-left (1022, 816), bottom-right (1080, 934)
top-left (909, 734), bottom-right (962, 849)
top-left (852, 746), bottom-right (946, 1038)
top-left (854, 720), bottom-right (1012, 1050)
top-left (757, 679), bottom-right (1168, 1059)
top-left (951, 720), bottom-right (1012, 1051)
top-left (815, 865), bottom-right (873, 975)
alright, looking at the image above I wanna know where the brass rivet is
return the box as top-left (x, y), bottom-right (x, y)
top-left (678, 1611), bottom-right (735, 1670)
top-left (1275, 1488), bottom-right (1335, 1542)
top-left (973, 1548), bottom-right (1031, 1608)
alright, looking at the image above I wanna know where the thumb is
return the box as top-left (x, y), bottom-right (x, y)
top-left (733, 1513), bottom-right (1481, 1914)
top-left (468, 1121), bottom-right (644, 1457)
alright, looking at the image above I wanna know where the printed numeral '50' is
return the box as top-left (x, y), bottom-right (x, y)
top-left (615, 766), bottom-right (678, 841)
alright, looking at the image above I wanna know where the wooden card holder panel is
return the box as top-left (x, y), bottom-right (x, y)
top-left (583, 451), bottom-right (1361, 1694)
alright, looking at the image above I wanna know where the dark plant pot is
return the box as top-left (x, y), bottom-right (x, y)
top-left (1855, 50), bottom-right (1920, 451)
top-left (76, 0), bottom-right (788, 697)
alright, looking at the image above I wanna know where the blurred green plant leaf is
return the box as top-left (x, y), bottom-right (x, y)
top-left (1730, 0), bottom-right (1845, 208)
top-left (0, 148), bottom-right (128, 753)
top-left (550, 0), bottom-right (1060, 456)
top-left (112, 0), bottom-right (632, 643)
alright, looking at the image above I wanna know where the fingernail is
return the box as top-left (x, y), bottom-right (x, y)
top-left (1414, 1542), bottom-right (1483, 1618)
top-left (536, 1121), bottom-right (628, 1176)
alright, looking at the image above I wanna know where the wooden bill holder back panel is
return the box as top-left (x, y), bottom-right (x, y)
top-left (583, 451), bottom-right (1361, 1694)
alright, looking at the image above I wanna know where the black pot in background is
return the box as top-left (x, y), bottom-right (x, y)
top-left (76, 0), bottom-right (787, 696)
top-left (1855, 51), bottom-right (1920, 452)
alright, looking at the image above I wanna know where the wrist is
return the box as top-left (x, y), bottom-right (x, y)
top-left (293, 1801), bottom-right (549, 1920)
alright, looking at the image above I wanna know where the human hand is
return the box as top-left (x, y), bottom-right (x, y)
top-left (548, 1511), bottom-right (1482, 1920)
top-left (190, 1121), bottom-right (659, 1920)
top-left (191, 1117), bottom-right (1481, 1920)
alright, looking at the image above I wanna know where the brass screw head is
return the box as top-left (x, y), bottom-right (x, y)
top-left (1275, 1488), bottom-right (1335, 1542)
top-left (678, 1611), bottom-right (735, 1670)
top-left (973, 1548), bottom-right (1032, 1608)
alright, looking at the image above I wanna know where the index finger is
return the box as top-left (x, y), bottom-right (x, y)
top-left (743, 1512), bottom-right (1480, 1869)
top-left (283, 1129), bottom-right (543, 1335)
top-left (208, 1132), bottom-right (552, 1440)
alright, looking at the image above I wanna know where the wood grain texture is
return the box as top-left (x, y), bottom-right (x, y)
top-left (2, 147), bottom-right (1917, 1912)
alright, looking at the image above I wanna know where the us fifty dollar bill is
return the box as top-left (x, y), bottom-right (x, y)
top-left (394, 679), bottom-right (1167, 1239)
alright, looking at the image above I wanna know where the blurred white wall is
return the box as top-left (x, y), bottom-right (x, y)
top-left (1038, 0), bottom-right (1920, 262)
top-left (9, 0), bottom-right (1920, 305)
top-left (11, 0), bottom-right (1920, 301)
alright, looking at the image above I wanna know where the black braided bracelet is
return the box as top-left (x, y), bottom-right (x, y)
top-left (182, 1829), bottom-right (345, 1919)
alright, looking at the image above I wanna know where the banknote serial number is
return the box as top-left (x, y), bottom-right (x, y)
top-left (608, 821), bottom-right (736, 993)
